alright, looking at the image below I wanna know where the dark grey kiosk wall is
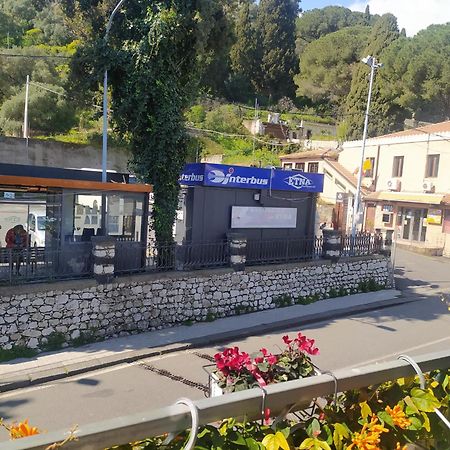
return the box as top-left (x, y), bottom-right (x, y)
top-left (175, 185), bottom-right (317, 243)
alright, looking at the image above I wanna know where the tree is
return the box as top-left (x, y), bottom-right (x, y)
top-left (253, 0), bottom-right (299, 101)
top-left (343, 14), bottom-right (400, 139)
top-left (294, 26), bottom-right (370, 108)
top-left (228, 1), bottom-right (256, 101)
top-left (34, 1), bottom-right (74, 45)
top-left (0, 83), bottom-right (75, 134)
top-left (295, 6), bottom-right (379, 54)
top-left (380, 24), bottom-right (450, 123)
top-left (67, 1), bottom-right (226, 244)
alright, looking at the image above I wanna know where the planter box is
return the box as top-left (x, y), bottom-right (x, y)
top-left (207, 366), bottom-right (321, 398)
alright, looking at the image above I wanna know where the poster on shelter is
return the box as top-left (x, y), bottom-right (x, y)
top-left (231, 206), bottom-right (297, 229)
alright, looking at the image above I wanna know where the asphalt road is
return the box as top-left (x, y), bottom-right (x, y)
top-left (0, 249), bottom-right (449, 440)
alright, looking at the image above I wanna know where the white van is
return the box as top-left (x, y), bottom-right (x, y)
top-left (28, 212), bottom-right (47, 247)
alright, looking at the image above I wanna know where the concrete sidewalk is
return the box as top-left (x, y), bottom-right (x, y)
top-left (0, 289), bottom-right (405, 392)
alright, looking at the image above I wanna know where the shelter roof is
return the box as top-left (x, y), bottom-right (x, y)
top-left (364, 191), bottom-right (444, 205)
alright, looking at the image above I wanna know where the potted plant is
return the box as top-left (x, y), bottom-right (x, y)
top-left (209, 332), bottom-right (320, 396)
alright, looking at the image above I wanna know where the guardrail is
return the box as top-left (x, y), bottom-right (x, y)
top-left (3, 349), bottom-right (449, 450)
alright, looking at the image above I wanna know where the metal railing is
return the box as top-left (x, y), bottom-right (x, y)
top-left (3, 349), bottom-right (449, 450)
top-left (246, 236), bottom-right (323, 265)
top-left (0, 234), bottom-right (384, 285)
top-left (340, 233), bottom-right (383, 257)
top-left (0, 244), bottom-right (92, 285)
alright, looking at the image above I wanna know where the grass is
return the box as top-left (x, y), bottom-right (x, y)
top-left (0, 345), bottom-right (38, 363)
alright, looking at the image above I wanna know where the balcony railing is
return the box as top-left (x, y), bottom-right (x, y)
top-left (0, 233), bottom-right (384, 286)
top-left (2, 349), bottom-right (448, 450)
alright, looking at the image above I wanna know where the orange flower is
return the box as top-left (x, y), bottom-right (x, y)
top-left (347, 415), bottom-right (389, 450)
top-left (9, 420), bottom-right (40, 439)
top-left (385, 405), bottom-right (411, 429)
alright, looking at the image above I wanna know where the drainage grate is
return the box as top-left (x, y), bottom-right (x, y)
top-left (139, 362), bottom-right (209, 393)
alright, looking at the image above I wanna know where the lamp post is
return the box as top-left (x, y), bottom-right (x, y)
top-left (351, 55), bottom-right (382, 239)
top-left (102, 0), bottom-right (126, 183)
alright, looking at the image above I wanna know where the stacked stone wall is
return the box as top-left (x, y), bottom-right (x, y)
top-left (0, 256), bottom-right (392, 350)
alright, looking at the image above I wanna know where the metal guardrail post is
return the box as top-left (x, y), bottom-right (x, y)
top-left (3, 350), bottom-right (449, 450)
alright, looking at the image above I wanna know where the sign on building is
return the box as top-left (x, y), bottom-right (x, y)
top-left (179, 163), bottom-right (324, 193)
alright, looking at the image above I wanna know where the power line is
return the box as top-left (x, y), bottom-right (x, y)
top-left (0, 53), bottom-right (71, 59)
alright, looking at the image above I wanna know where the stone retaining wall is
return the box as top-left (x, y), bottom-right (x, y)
top-left (0, 256), bottom-right (392, 350)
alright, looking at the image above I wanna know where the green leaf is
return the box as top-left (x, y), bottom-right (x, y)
top-left (359, 401), bottom-right (372, 420)
top-left (421, 411), bottom-right (431, 432)
top-left (332, 423), bottom-right (350, 450)
top-left (299, 437), bottom-right (331, 450)
top-left (306, 418), bottom-right (321, 438)
top-left (404, 395), bottom-right (420, 415)
top-left (377, 410), bottom-right (394, 427)
top-left (245, 437), bottom-right (265, 450)
top-left (410, 388), bottom-right (441, 412)
top-left (261, 432), bottom-right (290, 450)
top-left (408, 416), bottom-right (422, 431)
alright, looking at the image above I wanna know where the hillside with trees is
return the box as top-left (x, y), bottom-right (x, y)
top-left (0, 1), bottom-right (449, 143)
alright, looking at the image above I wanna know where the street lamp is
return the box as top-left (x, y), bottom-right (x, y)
top-left (351, 55), bottom-right (382, 239)
top-left (102, 0), bottom-right (127, 183)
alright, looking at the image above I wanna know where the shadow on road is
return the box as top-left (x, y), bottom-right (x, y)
top-left (0, 398), bottom-right (30, 420)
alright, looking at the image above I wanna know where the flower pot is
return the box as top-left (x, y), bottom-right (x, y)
top-left (208, 366), bottom-right (321, 398)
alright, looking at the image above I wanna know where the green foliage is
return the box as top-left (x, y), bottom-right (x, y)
top-left (379, 23), bottom-right (450, 123)
top-left (253, 0), bottom-right (298, 100)
top-left (22, 27), bottom-right (44, 46)
top-left (185, 105), bottom-right (206, 125)
top-left (229, 1), bottom-right (257, 102)
top-left (295, 26), bottom-right (370, 107)
top-left (273, 293), bottom-right (293, 308)
top-left (343, 14), bottom-right (401, 140)
top-left (107, 369), bottom-right (450, 450)
top-left (41, 331), bottom-right (66, 351)
top-left (68, 1), bottom-right (226, 245)
top-left (204, 312), bottom-right (216, 322)
top-left (0, 345), bottom-right (38, 362)
top-left (0, 83), bottom-right (76, 134)
top-left (204, 105), bottom-right (244, 134)
top-left (357, 278), bottom-right (384, 293)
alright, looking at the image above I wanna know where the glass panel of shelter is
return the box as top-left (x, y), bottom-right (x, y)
top-left (399, 207), bottom-right (427, 242)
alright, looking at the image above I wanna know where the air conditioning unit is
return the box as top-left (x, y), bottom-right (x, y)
top-left (423, 180), bottom-right (435, 193)
top-left (387, 178), bottom-right (401, 191)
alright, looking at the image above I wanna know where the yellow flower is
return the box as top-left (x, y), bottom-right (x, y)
top-left (9, 420), bottom-right (40, 439)
top-left (347, 416), bottom-right (388, 450)
top-left (385, 405), bottom-right (411, 429)
top-left (395, 443), bottom-right (407, 450)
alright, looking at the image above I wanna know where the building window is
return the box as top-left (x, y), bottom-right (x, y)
top-left (295, 162), bottom-right (305, 171)
top-left (425, 154), bottom-right (439, 178)
top-left (324, 169), bottom-right (333, 179)
top-left (283, 163), bottom-right (293, 170)
top-left (364, 157), bottom-right (375, 177)
top-left (392, 156), bottom-right (404, 177)
top-left (308, 162), bottom-right (319, 173)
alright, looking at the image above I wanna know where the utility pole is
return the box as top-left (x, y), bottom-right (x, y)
top-left (23, 75), bottom-right (30, 145)
top-left (351, 56), bottom-right (382, 240)
top-left (252, 98), bottom-right (258, 163)
top-left (102, 0), bottom-right (127, 183)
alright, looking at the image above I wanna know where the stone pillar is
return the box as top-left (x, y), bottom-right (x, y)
top-left (228, 233), bottom-right (247, 272)
top-left (380, 230), bottom-right (393, 256)
top-left (91, 237), bottom-right (116, 283)
top-left (322, 229), bottom-right (341, 262)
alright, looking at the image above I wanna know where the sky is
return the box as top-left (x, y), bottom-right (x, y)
top-left (300, 0), bottom-right (450, 36)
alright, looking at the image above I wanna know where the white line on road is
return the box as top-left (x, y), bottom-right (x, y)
top-left (349, 335), bottom-right (450, 369)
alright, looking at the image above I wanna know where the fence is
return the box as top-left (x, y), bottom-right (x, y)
top-left (2, 349), bottom-right (448, 450)
top-left (0, 233), bottom-right (383, 285)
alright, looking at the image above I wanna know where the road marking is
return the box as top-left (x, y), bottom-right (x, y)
top-left (349, 336), bottom-right (450, 368)
top-left (0, 363), bottom-right (130, 399)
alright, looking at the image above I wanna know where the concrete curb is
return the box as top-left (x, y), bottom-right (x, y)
top-left (0, 291), bottom-right (414, 393)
